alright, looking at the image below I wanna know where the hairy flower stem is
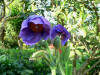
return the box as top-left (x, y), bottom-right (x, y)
top-left (59, 64), bottom-right (65, 75)
top-left (51, 68), bottom-right (56, 75)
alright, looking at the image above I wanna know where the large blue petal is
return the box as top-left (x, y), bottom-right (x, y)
top-left (40, 16), bottom-right (51, 27)
top-left (42, 30), bottom-right (50, 40)
top-left (55, 24), bottom-right (64, 32)
top-left (51, 25), bottom-right (58, 40)
top-left (39, 16), bottom-right (51, 40)
top-left (61, 27), bottom-right (71, 45)
top-left (19, 28), bottom-right (42, 45)
top-left (19, 15), bottom-right (51, 45)
top-left (21, 19), bottom-right (28, 30)
top-left (28, 17), bottom-right (44, 25)
top-left (28, 15), bottom-right (51, 40)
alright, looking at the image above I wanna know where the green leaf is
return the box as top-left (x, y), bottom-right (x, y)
top-left (65, 61), bottom-right (73, 75)
top-left (29, 50), bottom-right (48, 60)
top-left (0, 55), bottom-right (7, 62)
top-left (75, 50), bottom-right (82, 56)
top-left (60, 46), bottom-right (70, 63)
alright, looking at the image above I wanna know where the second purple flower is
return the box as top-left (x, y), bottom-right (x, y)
top-left (51, 24), bottom-right (71, 45)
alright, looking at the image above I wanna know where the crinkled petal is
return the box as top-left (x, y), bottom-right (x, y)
top-left (40, 16), bottom-right (51, 27)
top-left (42, 30), bottom-right (50, 40)
top-left (21, 19), bottom-right (28, 30)
top-left (19, 28), bottom-right (41, 45)
top-left (51, 24), bottom-right (71, 45)
top-left (42, 25), bottom-right (51, 40)
top-left (51, 25), bottom-right (58, 39)
top-left (55, 24), bottom-right (64, 32)
top-left (19, 15), bottom-right (51, 45)
top-left (28, 15), bottom-right (43, 24)
top-left (61, 27), bottom-right (71, 45)
top-left (39, 16), bottom-right (51, 40)
top-left (64, 27), bottom-right (71, 39)
top-left (29, 17), bottom-right (44, 24)
top-left (61, 38), bottom-right (68, 46)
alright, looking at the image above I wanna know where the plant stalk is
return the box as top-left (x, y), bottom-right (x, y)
top-left (51, 68), bottom-right (56, 75)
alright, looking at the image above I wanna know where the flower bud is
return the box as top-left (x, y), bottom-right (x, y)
top-left (53, 36), bottom-right (61, 49)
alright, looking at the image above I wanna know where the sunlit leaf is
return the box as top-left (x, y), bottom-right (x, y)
top-left (29, 50), bottom-right (48, 60)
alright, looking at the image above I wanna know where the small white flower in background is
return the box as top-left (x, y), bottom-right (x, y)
top-left (76, 29), bottom-right (86, 38)
top-left (73, 12), bottom-right (77, 17)
top-left (44, 11), bottom-right (57, 24)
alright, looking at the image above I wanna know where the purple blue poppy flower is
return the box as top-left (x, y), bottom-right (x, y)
top-left (51, 24), bottom-right (71, 45)
top-left (19, 15), bottom-right (51, 45)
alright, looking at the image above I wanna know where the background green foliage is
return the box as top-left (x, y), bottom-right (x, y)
top-left (0, 49), bottom-right (50, 75)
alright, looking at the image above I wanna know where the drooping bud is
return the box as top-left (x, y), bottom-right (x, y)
top-left (53, 36), bottom-right (61, 49)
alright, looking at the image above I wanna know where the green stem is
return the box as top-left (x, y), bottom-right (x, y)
top-left (59, 64), bottom-right (65, 75)
top-left (51, 68), bottom-right (56, 75)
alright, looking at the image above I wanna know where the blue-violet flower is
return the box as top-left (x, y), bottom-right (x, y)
top-left (19, 15), bottom-right (51, 45)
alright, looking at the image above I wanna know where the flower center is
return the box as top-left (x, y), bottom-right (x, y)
top-left (29, 22), bottom-right (43, 32)
top-left (56, 30), bottom-right (66, 40)
top-left (60, 34), bottom-right (66, 40)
